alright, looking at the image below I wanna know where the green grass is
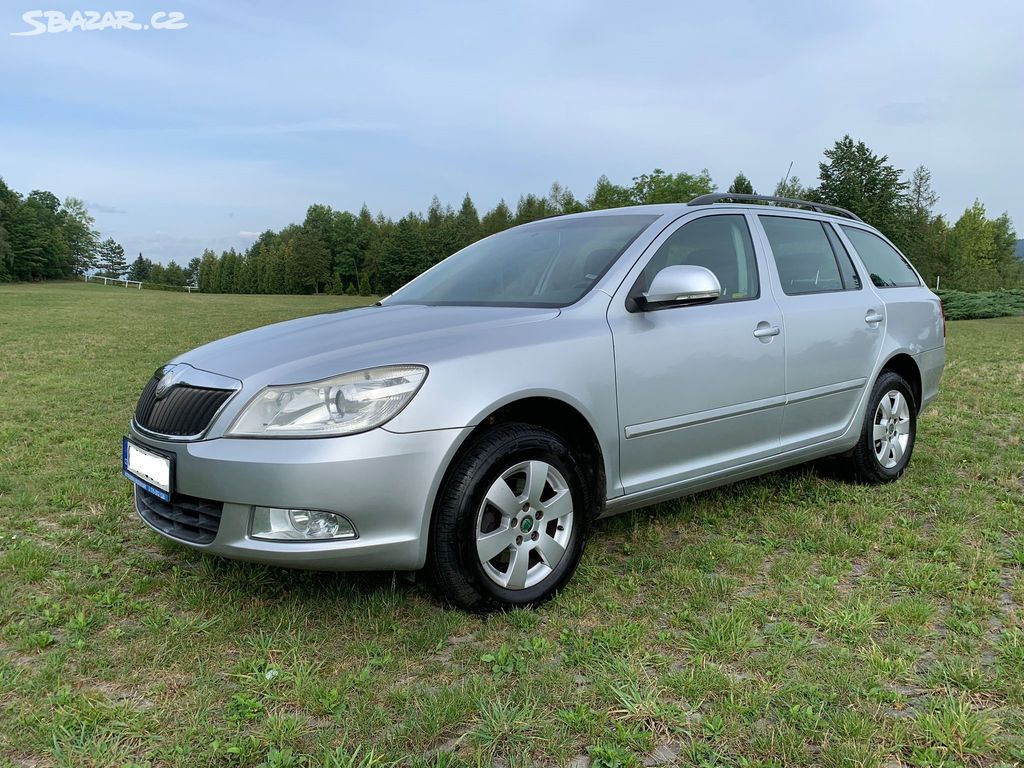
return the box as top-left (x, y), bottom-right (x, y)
top-left (1, 281), bottom-right (1022, 767)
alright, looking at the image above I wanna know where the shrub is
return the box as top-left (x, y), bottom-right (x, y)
top-left (936, 289), bottom-right (1024, 320)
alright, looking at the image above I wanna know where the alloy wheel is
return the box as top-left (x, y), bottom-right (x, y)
top-left (873, 389), bottom-right (911, 469)
top-left (474, 460), bottom-right (574, 589)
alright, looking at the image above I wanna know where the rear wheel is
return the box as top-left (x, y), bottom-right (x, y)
top-left (849, 370), bottom-right (917, 484)
top-left (428, 423), bottom-right (592, 611)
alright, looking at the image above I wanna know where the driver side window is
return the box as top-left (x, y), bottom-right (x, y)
top-left (640, 214), bottom-right (759, 303)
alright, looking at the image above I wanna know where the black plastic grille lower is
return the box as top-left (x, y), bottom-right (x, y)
top-left (134, 376), bottom-right (233, 437)
top-left (136, 488), bottom-right (223, 545)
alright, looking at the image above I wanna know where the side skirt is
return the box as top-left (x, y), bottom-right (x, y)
top-left (599, 435), bottom-right (855, 518)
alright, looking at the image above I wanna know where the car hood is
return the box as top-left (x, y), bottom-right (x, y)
top-left (175, 303), bottom-right (560, 385)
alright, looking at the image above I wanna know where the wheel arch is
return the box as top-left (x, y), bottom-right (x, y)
top-left (447, 395), bottom-right (607, 513)
top-left (879, 352), bottom-right (923, 412)
top-left (422, 395), bottom-right (609, 568)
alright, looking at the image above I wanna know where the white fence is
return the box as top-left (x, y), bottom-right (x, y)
top-left (85, 274), bottom-right (142, 289)
top-left (82, 274), bottom-right (199, 293)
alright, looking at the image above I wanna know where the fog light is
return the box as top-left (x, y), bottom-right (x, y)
top-left (250, 507), bottom-right (357, 541)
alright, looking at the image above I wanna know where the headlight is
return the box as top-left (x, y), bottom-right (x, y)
top-left (226, 365), bottom-right (427, 437)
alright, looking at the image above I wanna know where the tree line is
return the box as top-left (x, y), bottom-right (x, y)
top-left (773, 137), bottom-right (1022, 291)
top-left (3, 135), bottom-right (1020, 293)
top-left (197, 135), bottom-right (1021, 296)
top-left (126, 254), bottom-right (201, 287)
top-left (0, 179), bottom-right (114, 282)
top-left (0, 176), bottom-right (206, 288)
top-left (195, 168), bottom-right (718, 296)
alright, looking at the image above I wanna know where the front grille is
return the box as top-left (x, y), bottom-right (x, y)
top-left (134, 376), bottom-right (234, 437)
top-left (136, 488), bottom-right (224, 545)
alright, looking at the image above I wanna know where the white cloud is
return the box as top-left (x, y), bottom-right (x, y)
top-left (2, 0), bottom-right (1021, 247)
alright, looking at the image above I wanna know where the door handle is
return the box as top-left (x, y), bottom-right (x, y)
top-left (753, 324), bottom-right (781, 338)
top-left (865, 310), bottom-right (883, 326)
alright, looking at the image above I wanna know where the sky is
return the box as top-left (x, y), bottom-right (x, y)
top-left (1, 1), bottom-right (1022, 265)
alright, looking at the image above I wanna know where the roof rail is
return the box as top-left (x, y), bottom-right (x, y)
top-left (687, 193), bottom-right (862, 222)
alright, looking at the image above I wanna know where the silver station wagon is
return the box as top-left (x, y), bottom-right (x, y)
top-left (123, 194), bottom-right (945, 610)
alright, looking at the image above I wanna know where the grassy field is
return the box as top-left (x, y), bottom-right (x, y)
top-left (0, 282), bottom-right (1022, 768)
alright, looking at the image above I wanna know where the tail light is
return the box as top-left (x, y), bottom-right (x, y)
top-left (939, 300), bottom-right (946, 338)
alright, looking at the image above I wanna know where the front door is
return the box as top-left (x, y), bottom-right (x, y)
top-left (608, 211), bottom-right (786, 495)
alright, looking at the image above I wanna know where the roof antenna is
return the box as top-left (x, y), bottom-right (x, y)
top-left (780, 160), bottom-right (794, 189)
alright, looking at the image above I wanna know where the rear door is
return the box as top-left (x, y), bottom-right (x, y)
top-left (608, 211), bottom-right (786, 495)
top-left (754, 214), bottom-right (885, 448)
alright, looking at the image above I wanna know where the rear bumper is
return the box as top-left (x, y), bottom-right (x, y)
top-left (128, 422), bottom-right (472, 571)
top-left (914, 345), bottom-right (945, 412)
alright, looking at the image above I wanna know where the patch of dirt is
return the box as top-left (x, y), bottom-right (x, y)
top-left (85, 681), bottom-right (156, 710)
top-left (644, 741), bottom-right (683, 766)
top-left (836, 559), bottom-right (868, 595)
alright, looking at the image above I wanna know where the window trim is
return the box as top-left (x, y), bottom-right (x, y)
top-left (758, 213), bottom-right (852, 297)
top-left (627, 212), bottom-right (762, 310)
top-left (823, 221), bottom-right (863, 291)
top-left (838, 223), bottom-right (922, 289)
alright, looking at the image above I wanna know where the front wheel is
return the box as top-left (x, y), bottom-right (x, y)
top-left (428, 423), bottom-right (592, 611)
top-left (848, 371), bottom-right (917, 484)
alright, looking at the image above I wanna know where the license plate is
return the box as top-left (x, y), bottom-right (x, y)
top-left (123, 437), bottom-right (174, 501)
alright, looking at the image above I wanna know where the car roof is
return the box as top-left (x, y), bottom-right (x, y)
top-left (551, 202), bottom-right (872, 228)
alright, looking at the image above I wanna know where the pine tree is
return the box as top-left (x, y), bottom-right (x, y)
top-left (727, 173), bottom-right (755, 195)
top-left (548, 182), bottom-right (585, 215)
top-left (331, 210), bottom-right (360, 289)
top-left (480, 200), bottom-right (514, 237)
top-left (96, 237), bottom-right (127, 278)
top-left (454, 194), bottom-right (481, 251)
top-left (378, 214), bottom-right (426, 294)
top-left (900, 166), bottom-right (941, 284)
top-left (514, 193), bottom-right (557, 225)
top-left (127, 254), bottom-right (153, 282)
top-left (163, 260), bottom-right (187, 286)
top-left (425, 196), bottom-right (458, 265)
top-left (185, 256), bottom-right (201, 286)
top-left (298, 204), bottom-right (335, 293)
top-left (197, 249), bottom-right (220, 292)
top-left (815, 135), bottom-right (909, 244)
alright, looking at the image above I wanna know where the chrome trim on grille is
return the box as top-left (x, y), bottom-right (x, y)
top-left (133, 363), bottom-right (242, 441)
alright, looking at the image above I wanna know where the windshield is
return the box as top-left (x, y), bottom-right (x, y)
top-left (385, 214), bottom-right (659, 307)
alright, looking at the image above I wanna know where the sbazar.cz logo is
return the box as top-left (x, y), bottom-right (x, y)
top-left (11, 9), bottom-right (188, 35)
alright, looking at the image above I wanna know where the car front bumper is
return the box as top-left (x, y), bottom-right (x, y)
top-left (127, 422), bottom-right (472, 571)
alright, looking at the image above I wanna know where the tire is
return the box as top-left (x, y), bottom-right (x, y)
top-left (428, 422), bottom-right (593, 611)
top-left (848, 370), bottom-right (917, 484)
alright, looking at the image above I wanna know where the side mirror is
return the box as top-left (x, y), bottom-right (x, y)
top-left (634, 265), bottom-right (722, 311)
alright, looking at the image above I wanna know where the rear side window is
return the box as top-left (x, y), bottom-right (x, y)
top-left (641, 214), bottom-right (758, 303)
top-left (840, 226), bottom-right (921, 288)
top-left (759, 216), bottom-right (849, 295)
